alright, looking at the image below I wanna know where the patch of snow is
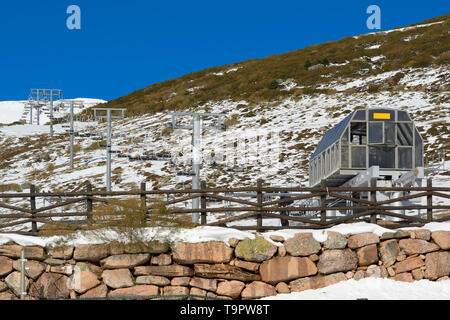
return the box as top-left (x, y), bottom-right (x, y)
top-left (370, 55), bottom-right (385, 62)
top-left (186, 86), bottom-right (205, 93)
top-left (261, 278), bottom-right (450, 300)
top-left (1, 221), bottom-right (449, 247)
top-left (366, 44), bottom-right (381, 50)
top-left (213, 67), bottom-right (241, 76)
top-left (0, 101), bottom-right (27, 124)
top-left (354, 21), bottom-right (444, 39)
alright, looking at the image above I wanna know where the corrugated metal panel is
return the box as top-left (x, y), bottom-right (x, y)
top-left (310, 112), bottom-right (354, 160)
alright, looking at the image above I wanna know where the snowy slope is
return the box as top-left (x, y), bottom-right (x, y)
top-left (0, 98), bottom-right (107, 125)
top-left (0, 101), bottom-right (27, 124)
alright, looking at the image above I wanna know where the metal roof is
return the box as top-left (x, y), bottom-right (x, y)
top-left (310, 111), bottom-right (354, 160)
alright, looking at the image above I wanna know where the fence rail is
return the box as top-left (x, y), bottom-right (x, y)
top-left (0, 178), bottom-right (449, 235)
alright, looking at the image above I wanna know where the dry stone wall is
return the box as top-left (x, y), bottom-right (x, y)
top-left (0, 229), bottom-right (449, 300)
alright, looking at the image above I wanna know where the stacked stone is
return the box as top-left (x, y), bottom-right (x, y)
top-left (0, 229), bottom-right (448, 300)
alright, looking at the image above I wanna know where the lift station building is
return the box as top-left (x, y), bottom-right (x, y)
top-left (309, 108), bottom-right (424, 187)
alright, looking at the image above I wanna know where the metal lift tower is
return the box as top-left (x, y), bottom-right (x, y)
top-left (28, 89), bottom-right (63, 135)
top-left (92, 108), bottom-right (127, 192)
top-left (169, 112), bottom-right (225, 223)
top-left (59, 100), bottom-right (85, 168)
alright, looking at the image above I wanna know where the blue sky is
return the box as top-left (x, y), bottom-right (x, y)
top-left (0, 1), bottom-right (448, 101)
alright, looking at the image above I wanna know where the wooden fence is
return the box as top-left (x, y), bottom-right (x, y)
top-left (0, 178), bottom-right (449, 236)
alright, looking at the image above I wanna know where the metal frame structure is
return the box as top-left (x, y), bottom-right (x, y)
top-left (59, 100), bottom-right (85, 169)
top-left (92, 108), bottom-right (127, 192)
top-left (26, 89), bottom-right (63, 134)
top-left (169, 112), bottom-right (225, 223)
top-left (309, 108), bottom-right (425, 187)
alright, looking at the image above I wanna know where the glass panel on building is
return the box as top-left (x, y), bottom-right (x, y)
top-left (341, 144), bottom-right (349, 168)
top-left (351, 146), bottom-right (367, 168)
top-left (397, 111), bottom-right (411, 122)
top-left (350, 122), bottom-right (367, 145)
top-left (398, 147), bottom-right (413, 169)
top-left (353, 109), bottom-right (366, 120)
top-left (369, 122), bottom-right (383, 144)
top-left (369, 146), bottom-right (395, 168)
top-left (384, 122), bottom-right (395, 145)
top-left (415, 130), bottom-right (424, 167)
top-left (341, 127), bottom-right (349, 144)
top-left (397, 123), bottom-right (413, 146)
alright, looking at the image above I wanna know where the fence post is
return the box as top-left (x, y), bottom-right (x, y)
top-left (30, 185), bottom-right (37, 234)
top-left (200, 181), bottom-right (207, 225)
top-left (320, 180), bottom-right (326, 223)
top-left (141, 182), bottom-right (147, 214)
top-left (86, 183), bottom-right (93, 222)
top-left (256, 179), bottom-right (263, 231)
top-left (370, 178), bottom-right (377, 224)
top-left (427, 178), bottom-right (433, 222)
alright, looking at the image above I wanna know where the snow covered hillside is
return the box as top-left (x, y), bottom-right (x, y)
top-left (0, 98), bottom-right (107, 125)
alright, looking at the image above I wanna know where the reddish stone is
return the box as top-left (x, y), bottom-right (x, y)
top-left (172, 241), bottom-right (233, 264)
top-left (431, 231), bottom-right (450, 250)
top-left (290, 273), bottom-right (347, 292)
top-left (100, 254), bottom-right (150, 269)
top-left (216, 280), bottom-right (245, 299)
top-left (80, 284), bottom-right (108, 299)
top-left (134, 265), bottom-right (193, 277)
top-left (241, 281), bottom-right (277, 299)
top-left (317, 249), bottom-right (358, 275)
top-left (260, 256), bottom-right (317, 284)
top-left (284, 233), bottom-right (321, 257)
top-left (0, 256), bottom-right (13, 277)
top-left (398, 239), bottom-right (439, 255)
top-left (347, 233), bottom-right (379, 249)
top-left (394, 256), bottom-right (424, 274)
top-left (194, 264), bottom-right (261, 282)
top-left (234, 260), bottom-right (260, 272)
top-left (391, 273), bottom-right (413, 282)
top-left (424, 252), bottom-right (450, 280)
top-left (356, 244), bottom-right (379, 266)
top-left (109, 285), bottom-right (159, 297)
top-left (189, 277), bottom-right (217, 292)
top-left (102, 269), bottom-right (134, 289)
top-left (29, 273), bottom-right (70, 299)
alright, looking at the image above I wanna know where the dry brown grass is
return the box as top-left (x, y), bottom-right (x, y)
top-left (79, 15), bottom-right (449, 117)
